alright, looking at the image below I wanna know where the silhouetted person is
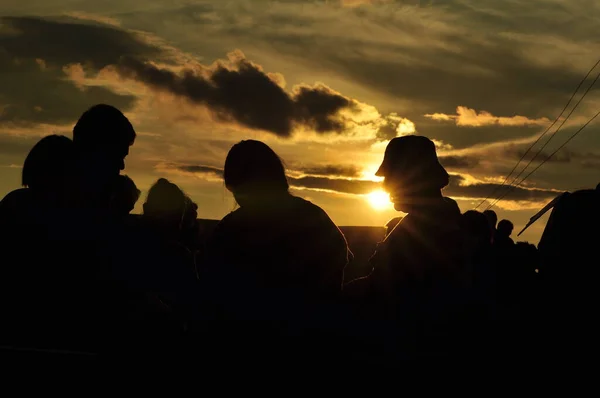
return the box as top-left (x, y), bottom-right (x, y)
top-left (495, 219), bottom-right (514, 249)
top-left (113, 178), bottom-right (203, 340)
top-left (537, 186), bottom-right (600, 357)
top-left (0, 133), bottom-right (75, 255)
top-left (143, 178), bottom-right (199, 252)
top-left (349, 135), bottom-right (470, 359)
top-left (462, 210), bottom-right (492, 245)
top-left (0, 134), bottom-right (75, 274)
top-left (109, 175), bottom-right (140, 218)
top-left (492, 219), bottom-right (516, 320)
top-left (203, 140), bottom-right (350, 356)
top-left (483, 210), bottom-right (498, 242)
top-left (1, 105), bottom-right (147, 356)
top-left (72, 104), bottom-right (136, 211)
top-left (0, 134), bottom-right (98, 353)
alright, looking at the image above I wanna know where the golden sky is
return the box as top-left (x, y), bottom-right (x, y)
top-left (1, 0), bottom-right (599, 244)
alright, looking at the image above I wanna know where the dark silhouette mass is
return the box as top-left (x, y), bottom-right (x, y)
top-left (0, 102), bottom-right (594, 366)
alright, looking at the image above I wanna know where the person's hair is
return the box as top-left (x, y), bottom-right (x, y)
top-left (497, 219), bottom-right (514, 235)
top-left (144, 178), bottom-right (198, 233)
top-left (111, 175), bottom-right (140, 215)
top-left (144, 178), bottom-right (186, 217)
top-left (73, 104), bottom-right (136, 150)
top-left (22, 135), bottom-right (74, 190)
top-left (462, 210), bottom-right (492, 243)
top-left (483, 210), bottom-right (498, 227)
top-left (223, 140), bottom-right (289, 196)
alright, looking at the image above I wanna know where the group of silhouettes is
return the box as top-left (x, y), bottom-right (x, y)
top-left (0, 103), bottom-right (598, 363)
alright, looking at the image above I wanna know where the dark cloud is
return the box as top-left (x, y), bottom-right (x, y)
top-left (0, 16), bottom-right (158, 125)
top-left (298, 164), bottom-right (361, 177)
top-left (506, 146), bottom-right (572, 164)
top-left (503, 143), bottom-right (600, 169)
top-left (290, 176), bottom-right (378, 194)
top-left (444, 174), bottom-right (559, 202)
top-left (0, 16), bottom-right (162, 68)
top-left (439, 155), bottom-right (480, 170)
top-left (172, 162), bottom-right (557, 202)
top-left (202, 1), bottom-right (596, 148)
top-left (116, 54), bottom-right (356, 137)
top-left (177, 164), bottom-right (224, 178)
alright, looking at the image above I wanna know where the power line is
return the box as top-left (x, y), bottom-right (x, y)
top-left (473, 58), bottom-right (600, 210)
top-left (485, 109), bottom-right (600, 210)
top-left (485, 68), bottom-right (600, 208)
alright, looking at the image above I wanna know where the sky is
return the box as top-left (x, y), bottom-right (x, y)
top-left (0, 0), bottom-right (599, 244)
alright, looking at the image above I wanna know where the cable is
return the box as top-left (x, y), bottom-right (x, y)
top-left (473, 57), bottom-right (600, 210)
top-left (485, 109), bottom-right (600, 210)
top-left (486, 68), bottom-right (600, 208)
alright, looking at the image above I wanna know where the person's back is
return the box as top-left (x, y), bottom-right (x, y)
top-left (538, 189), bottom-right (599, 315)
top-left (536, 187), bottom-right (600, 359)
top-left (202, 140), bottom-right (350, 361)
top-left (208, 194), bottom-right (348, 307)
top-left (346, 136), bottom-right (472, 360)
top-left (132, 179), bottom-right (202, 323)
top-left (367, 198), bottom-right (466, 310)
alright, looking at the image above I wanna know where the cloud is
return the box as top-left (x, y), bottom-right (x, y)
top-left (340, 0), bottom-right (392, 7)
top-left (288, 175), bottom-right (379, 195)
top-left (169, 162), bottom-right (558, 204)
top-left (0, 16), bottom-right (161, 126)
top-left (0, 16), bottom-right (161, 69)
top-left (425, 106), bottom-right (550, 127)
top-left (296, 164), bottom-right (362, 178)
top-left (204, 0), bottom-right (597, 150)
top-left (176, 164), bottom-right (224, 178)
top-left (115, 51), bottom-right (358, 138)
top-left (439, 155), bottom-right (480, 170)
top-left (375, 112), bottom-right (416, 140)
top-left (505, 146), bottom-right (573, 164)
top-left (444, 174), bottom-right (559, 202)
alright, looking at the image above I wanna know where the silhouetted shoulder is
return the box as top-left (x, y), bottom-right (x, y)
top-left (444, 196), bottom-right (461, 215)
top-left (0, 188), bottom-right (33, 221)
top-left (1, 188), bottom-right (31, 207)
top-left (217, 195), bottom-right (333, 226)
top-left (288, 195), bottom-right (335, 221)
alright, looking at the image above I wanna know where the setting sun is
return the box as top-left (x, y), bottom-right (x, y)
top-left (366, 190), bottom-right (392, 211)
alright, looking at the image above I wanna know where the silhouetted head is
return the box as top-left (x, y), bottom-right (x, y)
top-left (483, 210), bottom-right (498, 230)
top-left (462, 210), bottom-right (492, 244)
top-left (497, 219), bottom-right (514, 238)
top-left (144, 178), bottom-right (197, 232)
top-left (375, 135), bottom-right (449, 213)
top-left (224, 140), bottom-right (289, 206)
top-left (22, 134), bottom-right (74, 195)
top-left (73, 104), bottom-right (136, 176)
top-left (110, 175), bottom-right (140, 217)
top-left (596, 183), bottom-right (600, 191)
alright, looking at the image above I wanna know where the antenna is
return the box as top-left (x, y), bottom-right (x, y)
top-left (517, 191), bottom-right (569, 237)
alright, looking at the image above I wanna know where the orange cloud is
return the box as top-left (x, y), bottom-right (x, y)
top-left (425, 106), bottom-right (550, 127)
top-left (340, 0), bottom-right (392, 7)
top-left (65, 12), bottom-right (121, 27)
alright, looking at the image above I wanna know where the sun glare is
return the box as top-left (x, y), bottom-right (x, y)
top-left (366, 190), bottom-right (392, 211)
